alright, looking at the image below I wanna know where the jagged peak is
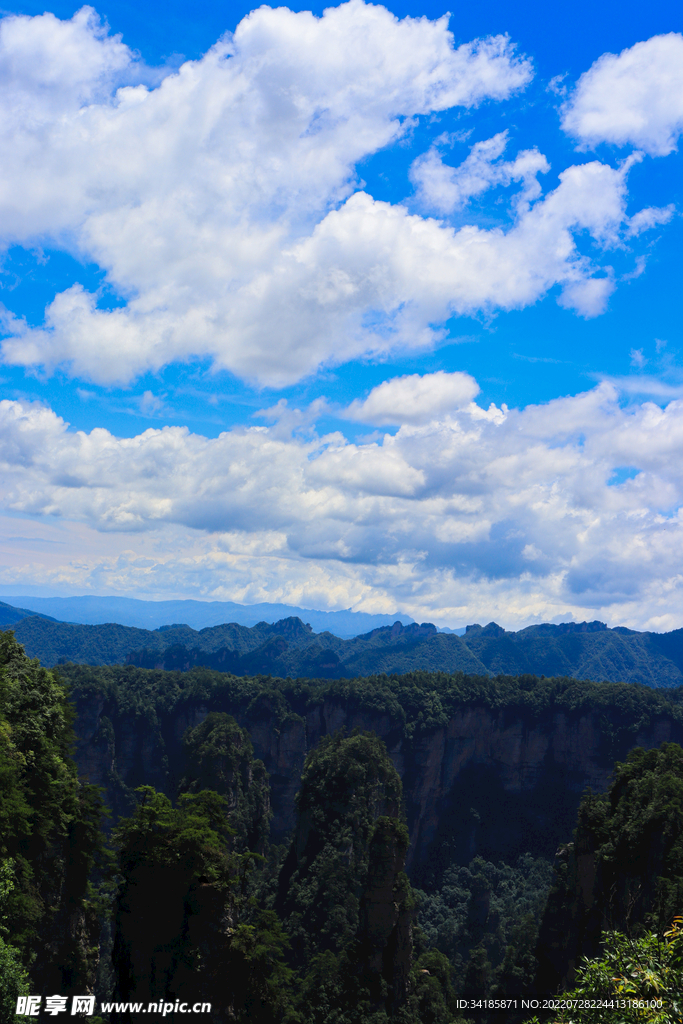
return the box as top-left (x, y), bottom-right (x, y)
top-left (253, 616), bottom-right (314, 637)
top-left (465, 621), bottom-right (506, 637)
top-left (519, 620), bottom-right (608, 637)
top-left (358, 620), bottom-right (437, 641)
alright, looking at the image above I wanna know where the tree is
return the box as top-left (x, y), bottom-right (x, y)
top-left (536, 743), bottom-right (683, 993)
top-left (112, 786), bottom-right (235, 1006)
top-left (525, 918), bottom-right (683, 1024)
top-left (180, 712), bottom-right (271, 854)
top-left (0, 629), bottom-right (106, 996)
top-left (0, 860), bottom-right (30, 1024)
top-left (0, 937), bottom-right (30, 1024)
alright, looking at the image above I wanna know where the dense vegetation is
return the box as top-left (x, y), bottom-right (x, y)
top-left (13, 611), bottom-right (683, 687)
top-left (277, 732), bottom-right (419, 1021)
top-left (537, 742), bottom-right (683, 996)
top-left (111, 784), bottom-right (294, 1022)
top-left (109, 729), bottom-right (459, 1022)
top-left (58, 659), bottom-right (683, 739)
top-left (3, 627), bottom-right (683, 1023)
top-left (524, 921), bottom-right (683, 1024)
top-left (415, 855), bottom-right (555, 999)
top-left (0, 600), bottom-right (57, 627)
top-left (180, 712), bottom-right (271, 854)
top-left (0, 631), bottom-right (105, 1018)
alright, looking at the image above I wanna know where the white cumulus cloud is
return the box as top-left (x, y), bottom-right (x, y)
top-left (0, 2), bottom-right (533, 385)
top-left (344, 371), bottom-right (481, 425)
top-left (409, 131), bottom-right (549, 214)
top-left (626, 204), bottom-right (675, 237)
top-left (0, 4), bottom-right (670, 386)
top-left (562, 33), bottom-right (683, 155)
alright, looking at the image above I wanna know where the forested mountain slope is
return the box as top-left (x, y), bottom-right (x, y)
top-left (58, 659), bottom-right (683, 1018)
top-left (0, 599), bottom-right (58, 626)
top-left (13, 612), bottom-right (683, 687)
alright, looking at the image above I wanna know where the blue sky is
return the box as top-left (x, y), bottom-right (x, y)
top-left (0, 0), bottom-right (682, 629)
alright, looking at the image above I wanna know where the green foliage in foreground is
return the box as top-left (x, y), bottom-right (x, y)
top-left (0, 935), bottom-right (29, 1024)
top-left (0, 630), bottom-right (107, 996)
top-left (525, 918), bottom-right (683, 1023)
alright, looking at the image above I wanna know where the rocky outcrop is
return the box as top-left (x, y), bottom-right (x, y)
top-left (359, 817), bottom-right (414, 1014)
top-left (66, 668), bottom-right (683, 882)
top-left (535, 742), bottom-right (683, 992)
top-left (180, 712), bottom-right (271, 854)
top-left (246, 697), bottom-right (683, 878)
top-left (273, 732), bottom-right (414, 1015)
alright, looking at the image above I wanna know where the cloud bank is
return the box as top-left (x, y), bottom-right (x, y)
top-left (3, 377), bottom-right (683, 630)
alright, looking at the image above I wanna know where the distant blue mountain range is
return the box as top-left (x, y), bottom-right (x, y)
top-left (0, 594), bottom-right (417, 637)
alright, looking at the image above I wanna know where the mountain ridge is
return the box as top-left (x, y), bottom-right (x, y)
top-left (0, 594), bottom-right (415, 634)
top-left (8, 606), bottom-right (683, 687)
top-left (0, 599), bottom-right (59, 627)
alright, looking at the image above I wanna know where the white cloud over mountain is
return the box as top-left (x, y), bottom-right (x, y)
top-left (562, 33), bottom-right (683, 155)
top-left (0, 5), bottom-right (673, 385)
top-left (3, 376), bottom-right (683, 630)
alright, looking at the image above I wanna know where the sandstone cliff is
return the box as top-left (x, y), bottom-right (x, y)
top-left (61, 665), bottom-right (683, 881)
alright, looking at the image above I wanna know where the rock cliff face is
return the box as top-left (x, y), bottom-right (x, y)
top-left (180, 712), bottom-right (271, 855)
top-left (67, 671), bottom-right (683, 881)
top-left (359, 818), bottom-right (413, 1013)
top-left (535, 742), bottom-right (683, 991)
top-left (273, 732), bottom-right (414, 1015)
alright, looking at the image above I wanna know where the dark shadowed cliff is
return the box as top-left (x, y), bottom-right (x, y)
top-left (59, 663), bottom-right (683, 884)
top-left (535, 741), bottom-right (683, 992)
top-left (275, 732), bottom-right (415, 1018)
